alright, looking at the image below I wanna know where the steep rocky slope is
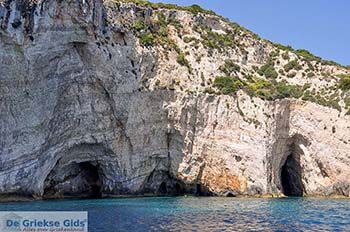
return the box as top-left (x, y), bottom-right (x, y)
top-left (0, 0), bottom-right (350, 200)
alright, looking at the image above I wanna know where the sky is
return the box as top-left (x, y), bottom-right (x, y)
top-left (151, 0), bottom-right (349, 66)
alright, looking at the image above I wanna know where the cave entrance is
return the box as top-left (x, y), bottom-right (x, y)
top-left (158, 182), bottom-right (168, 195)
top-left (79, 162), bottom-right (102, 198)
top-left (43, 161), bottom-right (102, 199)
top-left (280, 154), bottom-right (303, 197)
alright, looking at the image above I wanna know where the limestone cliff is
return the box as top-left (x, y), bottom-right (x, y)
top-left (1, 0), bottom-right (350, 200)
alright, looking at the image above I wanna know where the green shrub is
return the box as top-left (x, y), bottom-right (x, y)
top-left (321, 60), bottom-right (340, 66)
top-left (184, 37), bottom-right (199, 44)
top-left (132, 19), bottom-right (147, 31)
top-left (307, 72), bottom-right (315, 78)
top-left (213, 76), bottom-right (245, 95)
top-left (252, 66), bottom-right (259, 72)
top-left (295, 49), bottom-right (343, 68)
top-left (177, 52), bottom-right (192, 72)
top-left (244, 78), bottom-right (303, 100)
top-left (302, 91), bottom-right (341, 111)
top-left (272, 44), bottom-right (342, 67)
top-left (132, 11), bottom-right (183, 48)
top-left (344, 97), bottom-right (350, 109)
top-left (284, 60), bottom-right (302, 72)
top-left (270, 50), bottom-right (279, 58)
top-left (306, 61), bottom-right (315, 71)
top-left (295, 49), bottom-right (321, 62)
top-left (246, 79), bottom-right (274, 100)
top-left (140, 32), bottom-right (155, 46)
top-left (282, 52), bottom-right (290, 60)
top-left (220, 60), bottom-right (241, 75)
top-left (275, 81), bottom-right (303, 99)
top-left (187, 4), bottom-right (212, 15)
top-left (120, 0), bottom-right (216, 15)
top-left (339, 75), bottom-right (350, 91)
top-left (247, 79), bottom-right (272, 91)
top-left (258, 63), bottom-right (278, 79)
top-left (302, 90), bottom-right (316, 102)
top-left (199, 26), bottom-right (235, 51)
top-left (177, 52), bottom-right (186, 65)
top-left (210, 74), bottom-right (342, 111)
top-left (287, 71), bottom-right (297, 78)
top-left (327, 99), bottom-right (342, 111)
top-left (275, 43), bottom-right (294, 52)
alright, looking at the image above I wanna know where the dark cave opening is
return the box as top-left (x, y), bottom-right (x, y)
top-left (158, 182), bottom-right (168, 195)
top-left (43, 161), bottom-right (102, 199)
top-left (195, 184), bottom-right (202, 196)
top-left (156, 181), bottom-right (185, 196)
top-left (174, 183), bottom-right (183, 195)
top-left (79, 162), bottom-right (102, 199)
top-left (281, 154), bottom-right (303, 197)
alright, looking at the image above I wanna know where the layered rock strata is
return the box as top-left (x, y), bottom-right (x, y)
top-left (0, 0), bottom-right (350, 200)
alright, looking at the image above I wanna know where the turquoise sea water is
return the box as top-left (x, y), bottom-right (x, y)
top-left (0, 197), bottom-right (349, 231)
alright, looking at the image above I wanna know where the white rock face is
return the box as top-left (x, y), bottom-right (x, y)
top-left (0, 0), bottom-right (350, 200)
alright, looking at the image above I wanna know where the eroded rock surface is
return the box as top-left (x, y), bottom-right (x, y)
top-left (1, 0), bottom-right (350, 200)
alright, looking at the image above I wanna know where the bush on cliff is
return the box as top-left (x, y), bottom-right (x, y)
top-left (139, 32), bottom-right (155, 46)
top-left (120, 0), bottom-right (216, 15)
top-left (177, 51), bottom-right (192, 73)
top-left (339, 75), bottom-right (350, 91)
top-left (200, 28), bottom-right (235, 51)
top-left (245, 79), bottom-right (303, 100)
top-left (220, 60), bottom-right (241, 75)
top-left (258, 63), bottom-right (278, 79)
top-left (295, 49), bottom-right (321, 62)
top-left (284, 60), bottom-right (302, 72)
top-left (213, 76), bottom-right (245, 94)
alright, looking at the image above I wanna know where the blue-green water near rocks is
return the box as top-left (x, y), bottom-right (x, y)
top-left (0, 197), bottom-right (349, 231)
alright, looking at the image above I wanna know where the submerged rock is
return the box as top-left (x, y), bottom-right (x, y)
top-left (0, 0), bottom-right (350, 200)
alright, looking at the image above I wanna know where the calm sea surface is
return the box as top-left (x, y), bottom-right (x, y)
top-left (0, 197), bottom-right (349, 231)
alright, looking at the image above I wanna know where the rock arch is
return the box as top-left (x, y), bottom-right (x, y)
top-left (44, 161), bottom-right (103, 199)
top-left (268, 133), bottom-right (309, 197)
top-left (41, 143), bottom-right (120, 199)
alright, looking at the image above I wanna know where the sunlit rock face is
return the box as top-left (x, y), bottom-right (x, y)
top-left (0, 0), bottom-right (350, 200)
